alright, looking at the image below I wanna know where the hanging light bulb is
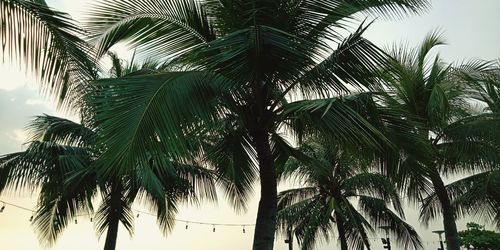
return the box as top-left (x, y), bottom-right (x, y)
top-left (243, 226), bottom-right (246, 234)
top-left (75, 219), bottom-right (78, 224)
top-left (185, 222), bottom-right (188, 230)
top-left (0, 205), bottom-right (5, 213)
top-left (29, 215), bottom-right (34, 222)
top-left (90, 217), bottom-right (93, 222)
top-left (137, 213), bottom-right (140, 218)
top-left (212, 225), bottom-right (215, 232)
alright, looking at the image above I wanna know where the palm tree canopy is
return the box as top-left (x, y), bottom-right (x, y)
top-left (380, 32), bottom-right (500, 201)
top-left (420, 62), bottom-right (500, 229)
top-left (0, 114), bottom-right (218, 247)
top-left (83, 1), bottom-right (431, 248)
top-left (277, 137), bottom-right (422, 250)
top-left (83, 0), bottom-right (431, 175)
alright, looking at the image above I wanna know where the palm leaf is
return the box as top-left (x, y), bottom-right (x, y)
top-left (358, 195), bottom-right (423, 250)
top-left (86, 0), bottom-right (216, 58)
top-left (26, 114), bottom-right (96, 146)
top-left (0, 0), bottom-right (96, 107)
top-left (204, 125), bottom-right (258, 212)
top-left (281, 96), bottom-right (390, 151)
top-left (90, 71), bottom-right (232, 176)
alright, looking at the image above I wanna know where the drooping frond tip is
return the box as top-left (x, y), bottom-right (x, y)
top-left (0, 0), bottom-right (96, 109)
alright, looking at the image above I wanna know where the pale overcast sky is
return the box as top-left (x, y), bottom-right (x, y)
top-left (0, 0), bottom-right (499, 250)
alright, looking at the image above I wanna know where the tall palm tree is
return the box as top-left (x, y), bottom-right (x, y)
top-left (380, 32), bottom-right (500, 250)
top-left (422, 170), bottom-right (500, 230)
top-left (1, 54), bottom-right (220, 249)
top-left (0, 114), bottom-right (218, 250)
top-left (420, 64), bottom-right (500, 230)
top-left (84, 1), bottom-right (430, 248)
top-left (276, 137), bottom-right (422, 250)
top-left (0, 0), bottom-right (95, 108)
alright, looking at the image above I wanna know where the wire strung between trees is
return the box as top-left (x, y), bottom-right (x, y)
top-left (0, 199), bottom-right (255, 227)
top-left (0, 199), bottom-right (35, 212)
top-left (133, 209), bottom-right (255, 227)
top-left (1, 199), bottom-right (450, 243)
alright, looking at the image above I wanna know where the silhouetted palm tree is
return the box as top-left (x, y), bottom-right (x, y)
top-left (380, 32), bottom-right (500, 250)
top-left (276, 137), bottom-right (422, 250)
top-left (83, 1), bottom-right (430, 248)
top-left (0, 114), bottom-right (218, 250)
top-left (422, 64), bottom-right (500, 230)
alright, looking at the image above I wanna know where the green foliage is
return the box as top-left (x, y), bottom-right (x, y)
top-left (277, 136), bottom-right (422, 250)
top-left (0, 0), bottom-right (96, 108)
top-left (0, 116), bottom-right (218, 246)
top-left (459, 223), bottom-right (500, 250)
top-left (82, 1), bottom-right (434, 247)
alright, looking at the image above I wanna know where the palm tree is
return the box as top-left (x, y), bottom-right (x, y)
top-left (0, 114), bottom-right (218, 250)
top-left (276, 137), bottom-right (422, 250)
top-left (0, 0), bottom-right (95, 107)
top-left (422, 170), bottom-right (500, 231)
top-left (84, 1), bottom-right (430, 248)
top-left (420, 64), bottom-right (500, 230)
top-left (380, 32), bottom-right (500, 250)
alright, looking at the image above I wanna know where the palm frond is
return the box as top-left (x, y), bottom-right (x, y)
top-left (395, 155), bottom-right (434, 203)
top-left (205, 126), bottom-right (258, 212)
top-left (173, 163), bottom-right (218, 204)
top-left (344, 172), bottom-right (403, 215)
top-left (133, 166), bottom-right (183, 235)
top-left (90, 71), bottom-right (232, 176)
top-left (301, 0), bottom-right (429, 42)
top-left (0, 0), bottom-right (96, 107)
top-left (416, 30), bottom-right (446, 69)
top-left (86, 0), bottom-right (216, 58)
top-left (358, 195), bottom-right (423, 250)
top-left (277, 187), bottom-right (318, 210)
top-left (339, 199), bottom-right (373, 250)
top-left (422, 171), bottom-right (500, 227)
top-left (292, 22), bottom-right (389, 97)
top-left (26, 114), bottom-right (96, 146)
top-left (176, 25), bottom-right (325, 84)
top-left (282, 96), bottom-right (389, 151)
top-left (32, 184), bottom-right (94, 247)
top-left (279, 197), bottom-right (333, 250)
top-left (0, 141), bottom-right (91, 192)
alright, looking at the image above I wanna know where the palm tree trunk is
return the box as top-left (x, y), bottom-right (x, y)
top-left (334, 212), bottom-right (348, 250)
top-left (429, 172), bottom-right (460, 250)
top-left (103, 214), bottom-right (119, 250)
top-left (251, 128), bottom-right (277, 250)
top-left (104, 183), bottom-right (122, 250)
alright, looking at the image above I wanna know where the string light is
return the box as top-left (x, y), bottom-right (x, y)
top-left (134, 209), bottom-right (255, 228)
top-left (0, 199), bottom-right (256, 230)
top-left (0, 199), bottom-right (449, 245)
